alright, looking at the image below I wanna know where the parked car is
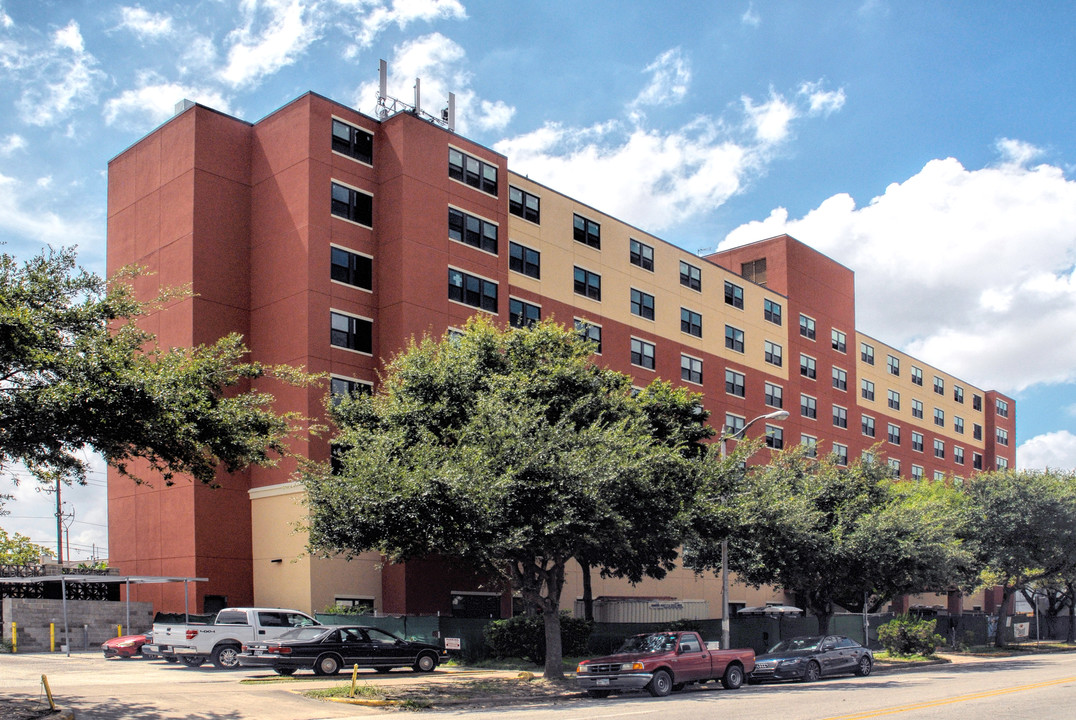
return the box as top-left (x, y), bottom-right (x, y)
top-left (750, 635), bottom-right (873, 683)
top-left (102, 633), bottom-right (150, 659)
top-left (237, 625), bottom-right (445, 676)
top-left (576, 631), bottom-right (755, 698)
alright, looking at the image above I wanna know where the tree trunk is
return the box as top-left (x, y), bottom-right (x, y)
top-left (542, 559), bottom-right (567, 680)
top-left (580, 558), bottom-right (594, 622)
top-left (1067, 583), bottom-right (1075, 644)
top-left (995, 586), bottom-right (1014, 648)
top-left (808, 592), bottom-right (834, 635)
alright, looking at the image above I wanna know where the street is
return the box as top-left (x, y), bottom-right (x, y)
top-left (1, 651), bottom-right (1074, 719)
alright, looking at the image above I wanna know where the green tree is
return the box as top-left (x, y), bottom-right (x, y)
top-left (962, 469), bottom-right (1076, 647)
top-left (0, 248), bottom-right (304, 494)
top-left (300, 317), bottom-right (708, 679)
top-left (0, 527), bottom-right (54, 565)
top-left (687, 447), bottom-right (970, 634)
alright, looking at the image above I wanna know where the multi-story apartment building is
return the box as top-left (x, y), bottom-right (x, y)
top-left (106, 90), bottom-right (1015, 618)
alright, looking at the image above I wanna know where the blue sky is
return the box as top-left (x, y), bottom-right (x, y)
top-left (3, 0), bottom-right (1076, 558)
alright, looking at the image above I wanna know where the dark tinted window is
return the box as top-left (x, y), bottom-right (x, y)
top-left (215, 610), bottom-right (249, 625)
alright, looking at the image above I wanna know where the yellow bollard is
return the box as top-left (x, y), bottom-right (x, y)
top-left (50, 623), bottom-right (55, 653)
top-left (117, 624), bottom-right (123, 637)
top-left (349, 664), bottom-right (359, 698)
top-left (10, 622), bottom-right (15, 653)
top-left (42, 675), bottom-right (56, 710)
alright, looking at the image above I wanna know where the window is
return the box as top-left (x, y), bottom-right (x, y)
top-left (449, 147), bottom-right (497, 195)
top-left (861, 414), bottom-right (875, 437)
top-left (934, 470), bottom-right (948, 480)
top-left (331, 119), bottom-right (373, 164)
top-left (764, 299), bottom-right (782, 325)
top-left (912, 399), bottom-right (924, 419)
top-left (861, 379), bottom-right (875, 401)
top-left (911, 366), bottom-right (923, 386)
top-left (887, 423), bottom-right (901, 445)
top-left (725, 325), bottom-right (745, 353)
top-left (509, 185), bottom-right (540, 223)
top-left (911, 465), bottom-right (924, 480)
top-left (725, 369), bottom-right (745, 397)
top-left (801, 394), bottom-right (817, 419)
top-left (448, 269), bottom-right (498, 312)
top-left (802, 435), bottom-right (818, 458)
top-left (765, 424), bottom-right (783, 449)
top-left (630, 337), bottom-right (655, 370)
top-left (832, 367), bottom-right (847, 391)
top-left (954, 385), bottom-right (965, 403)
top-left (724, 280), bottom-right (744, 309)
top-left (575, 319), bottom-right (602, 353)
top-left (800, 314), bottom-right (816, 340)
top-left (973, 394), bottom-right (982, 411)
top-left (887, 354), bottom-right (900, 376)
top-left (330, 246), bottom-right (372, 290)
top-left (934, 376), bottom-right (945, 395)
top-left (973, 424), bottom-right (983, 440)
top-left (330, 376), bottom-right (372, 403)
top-left (997, 457), bottom-right (1009, 470)
top-left (833, 443), bottom-right (848, 466)
top-left (764, 340), bottom-right (783, 367)
top-left (861, 342), bottom-right (875, 364)
top-left (832, 329), bottom-right (847, 353)
top-left (448, 207), bottom-right (498, 254)
top-left (800, 354), bottom-right (817, 379)
top-left (681, 354), bottom-right (703, 384)
top-left (888, 458), bottom-right (901, 476)
top-left (509, 242), bottom-right (540, 278)
top-left (934, 408), bottom-right (945, 427)
top-left (742, 258), bottom-right (767, 285)
top-left (630, 288), bottom-right (655, 320)
top-left (973, 453), bottom-right (983, 470)
top-left (954, 446), bottom-right (965, 465)
top-left (680, 261), bottom-right (702, 291)
top-left (888, 390), bottom-right (901, 411)
top-left (681, 308), bottom-right (702, 337)
top-left (573, 267), bottom-right (601, 301)
top-left (725, 413), bottom-right (745, 436)
top-left (765, 382), bottom-right (783, 409)
top-left (630, 239), bottom-right (654, 271)
top-left (331, 182), bottom-right (373, 226)
top-left (996, 399), bottom-right (1009, 417)
top-left (911, 431), bottom-right (924, 452)
top-left (573, 213), bottom-right (600, 248)
top-left (997, 428), bottom-right (1009, 446)
top-left (833, 405), bottom-right (848, 428)
top-left (954, 416), bottom-right (964, 434)
top-left (330, 311), bottom-right (372, 354)
top-left (509, 298), bottom-right (540, 328)
top-left (934, 439), bottom-right (945, 459)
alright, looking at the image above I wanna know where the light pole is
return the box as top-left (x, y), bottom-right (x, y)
top-left (720, 409), bottom-right (789, 650)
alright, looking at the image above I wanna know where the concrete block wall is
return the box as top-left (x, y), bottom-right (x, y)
top-left (3, 598), bottom-right (154, 653)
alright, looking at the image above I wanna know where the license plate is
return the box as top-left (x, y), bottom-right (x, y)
top-left (596, 678), bottom-right (610, 686)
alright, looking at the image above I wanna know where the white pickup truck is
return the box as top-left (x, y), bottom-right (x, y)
top-left (146, 607), bottom-right (320, 669)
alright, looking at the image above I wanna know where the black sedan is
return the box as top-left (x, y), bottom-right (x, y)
top-left (749, 635), bottom-right (873, 683)
top-left (237, 625), bottom-right (444, 676)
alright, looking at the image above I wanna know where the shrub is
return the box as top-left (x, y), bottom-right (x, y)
top-left (877, 615), bottom-right (945, 656)
top-left (484, 612), bottom-right (592, 665)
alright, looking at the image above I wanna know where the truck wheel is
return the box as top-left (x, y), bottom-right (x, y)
top-left (647, 669), bottom-right (673, 697)
top-left (314, 653), bottom-right (342, 676)
top-left (211, 644), bottom-right (241, 669)
top-left (180, 655), bottom-right (205, 667)
top-left (587, 690), bottom-right (611, 698)
top-left (803, 661), bottom-right (821, 682)
top-left (721, 663), bottom-right (745, 690)
top-left (412, 652), bottom-right (437, 672)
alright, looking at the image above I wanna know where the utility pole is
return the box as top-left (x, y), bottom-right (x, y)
top-left (55, 475), bottom-right (63, 564)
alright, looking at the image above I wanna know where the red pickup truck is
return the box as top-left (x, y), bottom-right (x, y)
top-left (575, 631), bottom-right (755, 698)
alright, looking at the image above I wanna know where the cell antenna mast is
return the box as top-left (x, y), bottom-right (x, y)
top-left (375, 59), bottom-right (455, 131)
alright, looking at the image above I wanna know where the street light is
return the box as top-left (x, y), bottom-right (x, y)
top-left (720, 409), bottom-right (790, 650)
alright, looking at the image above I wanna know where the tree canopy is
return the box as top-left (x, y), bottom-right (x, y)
top-left (0, 248), bottom-right (304, 493)
top-left (0, 526), bottom-right (54, 565)
top-left (301, 317), bottom-right (710, 678)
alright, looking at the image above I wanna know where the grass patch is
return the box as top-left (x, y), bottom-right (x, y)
top-left (305, 684), bottom-right (386, 700)
top-left (874, 650), bottom-right (940, 662)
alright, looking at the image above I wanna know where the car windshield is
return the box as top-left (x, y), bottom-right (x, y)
top-left (617, 633), bottom-right (678, 654)
top-left (767, 636), bottom-right (824, 653)
top-left (276, 627), bottom-right (331, 642)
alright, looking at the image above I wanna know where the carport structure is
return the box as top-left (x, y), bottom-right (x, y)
top-left (1, 574), bottom-right (207, 655)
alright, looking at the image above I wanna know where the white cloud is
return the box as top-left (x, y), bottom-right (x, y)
top-left (799, 79), bottom-right (846, 116)
top-left (742, 89), bottom-right (798, 145)
top-left (0, 2), bottom-right (12, 29)
top-left (721, 149), bottom-right (1076, 394)
top-left (219, 0), bottom-right (321, 88)
top-left (0, 134), bottom-right (26, 155)
top-left (103, 73), bottom-right (232, 130)
top-left (631, 47), bottom-right (691, 110)
top-left (341, 0), bottom-right (467, 54)
top-left (1018, 431), bottom-right (1076, 471)
top-left (996, 137), bottom-right (1043, 168)
top-left (742, 2), bottom-right (761, 27)
top-left (0, 171), bottom-right (103, 251)
top-left (15, 21), bottom-right (106, 126)
top-left (118, 6), bottom-right (175, 39)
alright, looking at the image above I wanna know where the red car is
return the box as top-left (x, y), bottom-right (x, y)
top-left (102, 633), bottom-right (150, 659)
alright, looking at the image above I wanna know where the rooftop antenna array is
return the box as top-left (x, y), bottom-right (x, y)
top-left (375, 59), bottom-right (455, 132)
